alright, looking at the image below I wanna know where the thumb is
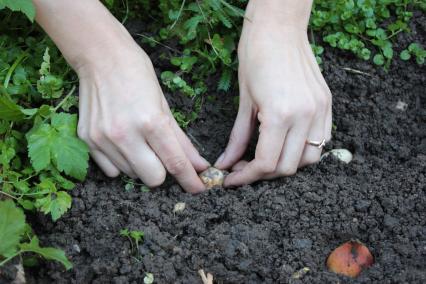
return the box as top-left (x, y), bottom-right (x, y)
top-left (215, 98), bottom-right (255, 169)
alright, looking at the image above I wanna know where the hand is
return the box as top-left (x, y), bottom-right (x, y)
top-left (76, 44), bottom-right (209, 193)
top-left (215, 0), bottom-right (332, 187)
top-left (33, 0), bottom-right (209, 192)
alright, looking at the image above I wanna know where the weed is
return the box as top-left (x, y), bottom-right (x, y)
top-left (0, 3), bottom-right (86, 269)
top-left (120, 229), bottom-right (144, 253)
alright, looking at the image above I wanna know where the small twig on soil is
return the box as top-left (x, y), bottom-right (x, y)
top-left (340, 67), bottom-right (373, 77)
top-left (198, 269), bottom-right (213, 284)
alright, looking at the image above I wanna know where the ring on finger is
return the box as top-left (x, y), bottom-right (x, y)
top-left (306, 138), bottom-right (326, 149)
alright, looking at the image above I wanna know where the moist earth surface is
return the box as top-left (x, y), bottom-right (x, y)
top-left (15, 11), bottom-right (426, 284)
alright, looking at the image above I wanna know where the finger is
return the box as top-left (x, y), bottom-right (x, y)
top-left (214, 95), bottom-right (255, 170)
top-left (115, 137), bottom-right (167, 188)
top-left (90, 149), bottom-right (120, 177)
top-left (77, 84), bottom-right (120, 178)
top-left (224, 120), bottom-right (286, 187)
top-left (232, 160), bottom-right (248, 172)
top-left (264, 123), bottom-right (310, 179)
top-left (146, 117), bottom-right (206, 193)
top-left (299, 114), bottom-right (326, 168)
top-left (161, 98), bottom-right (210, 171)
top-left (96, 137), bottom-right (138, 179)
top-left (324, 103), bottom-right (332, 142)
top-left (173, 124), bottom-right (211, 171)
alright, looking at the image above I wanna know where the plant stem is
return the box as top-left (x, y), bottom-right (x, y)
top-left (0, 252), bottom-right (20, 267)
top-left (4, 52), bottom-right (28, 88)
top-left (0, 190), bottom-right (18, 200)
top-left (53, 85), bottom-right (76, 113)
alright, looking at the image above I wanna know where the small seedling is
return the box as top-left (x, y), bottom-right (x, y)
top-left (122, 177), bottom-right (150, 192)
top-left (120, 229), bottom-right (144, 253)
top-left (400, 43), bottom-right (425, 65)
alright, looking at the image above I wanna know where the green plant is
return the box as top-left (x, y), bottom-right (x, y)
top-left (0, 4), bottom-right (86, 270)
top-left (0, 0), bottom-right (35, 21)
top-left (400, 42), bottom-right (425, 64)
top-left (0, 200), bottom-right (72, 269)
top-left (311, 0), bottom-right (425, 67)
top-left (120, 228), bottom-right (144, 252)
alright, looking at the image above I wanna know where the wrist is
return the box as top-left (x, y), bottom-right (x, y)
top-left (245, 0), bottom-right (313, 33)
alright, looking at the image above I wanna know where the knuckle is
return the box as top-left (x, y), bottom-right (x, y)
top-left (77, 125), bottom-right (88, 140)
top-left (316, 95), bottom-right (329, 110)
top-left (105, 128), bottom-right (128, 144)
top-left (256, 160), bottom-right (277, 174)
top-left (165, 156), bottom-right (188, 175)
top-left (277, 108), bottom-right (292, 122)
top-left (301, 103), bottom-right (316, 118)
top-left (140, 114), bottom-right (169, 134)
top-left (279, 166), bottom-right (297, 176)
top-left (89, 129), bottom-right (104, 146)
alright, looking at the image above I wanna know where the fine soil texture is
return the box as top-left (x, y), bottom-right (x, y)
top-left (17, 12), bottom-right (426, 284)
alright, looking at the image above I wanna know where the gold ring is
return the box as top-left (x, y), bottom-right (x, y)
top-left (306, 138), bottom-right (326, 149)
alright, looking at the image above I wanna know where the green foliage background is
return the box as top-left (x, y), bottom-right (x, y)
top-left (0, 0), bottom-right (424, 271)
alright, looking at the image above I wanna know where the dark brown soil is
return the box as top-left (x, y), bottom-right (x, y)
top-left (18, 11), bottom-right (426, 284)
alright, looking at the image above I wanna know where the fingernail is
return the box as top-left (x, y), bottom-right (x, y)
top-left (214, 153), bottom-right (225, 167)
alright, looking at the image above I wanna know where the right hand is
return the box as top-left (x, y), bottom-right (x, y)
top-left (76, 44), bottom-right (210, 193)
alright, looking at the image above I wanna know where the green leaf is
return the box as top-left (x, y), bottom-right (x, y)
top-left (0, 96), bottom-right (25, 121)
top-left (27, 124), bottom-right (54, 172)
top-left (27, 113), bottom-right (89, 180)
top-left (373, 54), bottom-right (385, 65)
top-left (0, 200), bottom-right (26, 257)
top-left (19, 236), bottom-right (72, 270)
top-left (52, 135), bottom-right (89, 180)
top-left (400, 50), bottom-right (411, 60)
top-left (0, 0), bottom-right (36, 21)
top-left (51, 113), bottom-right (77, 136)
top-left (218, 68), bottom-right (232, 91)
top-left (35, 191), bottom-right (72, 221)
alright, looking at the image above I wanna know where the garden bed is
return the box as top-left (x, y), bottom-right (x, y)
top-left (21, 12), bottom-right (426, 284)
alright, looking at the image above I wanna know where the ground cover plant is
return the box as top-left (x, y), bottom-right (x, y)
top-left (0, 0), bottom-right (425, 282)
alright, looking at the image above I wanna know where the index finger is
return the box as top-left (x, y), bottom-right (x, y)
top-left (146, 117), bottom-right (206, 193)
top-left (224, 122), bottom-right (287, 187)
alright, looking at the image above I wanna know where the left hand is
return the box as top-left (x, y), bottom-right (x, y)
top-left (214, 0), bottom-right (332, 187)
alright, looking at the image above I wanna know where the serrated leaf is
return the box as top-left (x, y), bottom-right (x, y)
top-left (52, 136), bottom-right (89, 181)
top-left (0, 200), bottom-right (26, 257)
top-left (0, 0), bottom-right (36, 21)
top-left (27, 114), bottom-right (89, 180)
top-left (35, 191), bottom-right (71, 221)
top-left (51, 113), bottom-right (77, 136)
top-left (20, 236), bottom-right (72, 270)
top-left (27, 124), bottom-right (54, 172)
